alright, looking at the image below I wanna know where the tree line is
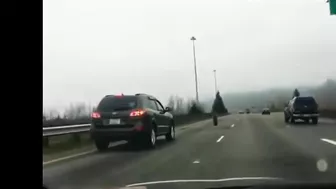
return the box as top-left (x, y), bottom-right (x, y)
top-left (234, 79), bottom-right (336, 113)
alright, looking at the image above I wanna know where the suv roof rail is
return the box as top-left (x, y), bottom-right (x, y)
top-left (135, 93), bottom-right (157, 100)
top-left (135, 93), bottom-right (148, 96)
top-left (295, 96), bottom-right (315, 99)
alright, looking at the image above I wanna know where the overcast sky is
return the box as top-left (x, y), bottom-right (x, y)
top-left (43, 0), bottom-right (336, 112)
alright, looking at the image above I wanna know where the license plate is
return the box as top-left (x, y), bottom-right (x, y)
top-left (109, 119), bottom-right (120, 124)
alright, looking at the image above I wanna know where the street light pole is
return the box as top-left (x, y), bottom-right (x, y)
top-left (213, 69), bottom-right (218, 94)
top-left (190, 36), bottom-right (199, 103)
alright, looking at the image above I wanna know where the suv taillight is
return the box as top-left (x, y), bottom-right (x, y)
top-left (91, 112), bottom-right (101, 119)
top-left (130, 109), bottom-right (146, 117)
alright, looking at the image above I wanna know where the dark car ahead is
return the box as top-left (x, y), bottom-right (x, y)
top-left (284, 96), bottom-right (319, 124)
top-left (262, 108), bottom-right (271, 115)
top-left (90, 93), bottom-right (175, 151)
top-left (246, 109), bottom-right (250, 114)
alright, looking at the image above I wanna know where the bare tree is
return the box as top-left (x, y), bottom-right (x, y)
top-left (167, 95), bottom-right (175, 112)
top-left (175, 96), bottom-right (184, 114)
top-left (47, 109), bottom-right (60, 120)
top-left (64, 102), bottom-right (90, 120)
top-left (166, 95), bottom-right (190, 115)
top-left (43, 113), bottom-right (47, 122)
top-left (315, 79), bottom-right (336, 110)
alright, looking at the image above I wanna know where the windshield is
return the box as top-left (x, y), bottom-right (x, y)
top-left (97, 96), bottom-right (137, 112)
top-left (43, 0), bottom-right (336, 189)
top-left (295, 97), bottom-right (317, 105)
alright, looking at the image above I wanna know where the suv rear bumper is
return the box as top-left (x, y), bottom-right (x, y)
top-left (90, 127), bottom-right (147, 141)
top-left (292, 113), bottom-right (319, 119)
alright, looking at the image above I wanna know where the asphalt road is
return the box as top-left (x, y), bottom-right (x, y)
top-left (43, 113), bottom-right (336, 189)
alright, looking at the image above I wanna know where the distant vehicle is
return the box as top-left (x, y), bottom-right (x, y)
top-left (238, 110), bottom-right (244, 114)
top-left (262, 108), bottom-right (271, 115)
top-left (245, 109), bottom-right (250, 114)
top-left (284, 96), bottom-right (319, 124)
top-left (90, 93), bottom-right (175, 151)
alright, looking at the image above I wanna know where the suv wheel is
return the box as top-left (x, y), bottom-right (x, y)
top-left (284, 114), bottom-right (289, 123)
top-left (165, 125), bottom-right (175, 141)
top-left (213, 115), bottom-right (218, 126)
top-left (94, 139), bottom-right (109, 151)
top-left (290, 116), bottom-right (296, 124)
top-left (145, 128), bottom-right (156, 148)
top-left (312, 117), bottom-right (318, 125)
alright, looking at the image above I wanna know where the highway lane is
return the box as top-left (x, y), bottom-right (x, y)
top-left (43, 113), bottom-right (336, 189)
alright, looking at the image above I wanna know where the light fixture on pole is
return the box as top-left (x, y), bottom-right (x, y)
top-left (190, 36), bottom-right (199, 103)
top-left (213, 69), bottom-right (218, 94)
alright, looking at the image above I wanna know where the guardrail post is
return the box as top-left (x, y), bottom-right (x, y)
top-left (43, 137), bottom-right (49, 148)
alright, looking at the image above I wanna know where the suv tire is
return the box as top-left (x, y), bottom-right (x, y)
top-left (165, 125), bottom-right (175, 141)
top-left (145, 128), bottom-right (156, 148)
top-left (290, 116), bottom-right (296, 124)
top-left (213, 115), bottom-right (218, 126)
top-left (284, 114), bottom-right (289, 123)
top-left (312, 117), bottom-right (318, 125)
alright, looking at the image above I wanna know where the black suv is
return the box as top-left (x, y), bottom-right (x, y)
top-left (90, 93), bottom-right (175, 151)
top-left (262, 108), bottom-right (270, 115)
top-left (284, 96), bottom-right (319, 124)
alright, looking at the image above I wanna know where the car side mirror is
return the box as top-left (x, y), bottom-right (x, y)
top-left (165, 107), bottom-right (172, 112)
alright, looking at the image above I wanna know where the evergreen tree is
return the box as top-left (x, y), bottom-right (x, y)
top-left (292, 88), bottom-right (300, 98)
top-left (212, 91), bottom-right (228, 114)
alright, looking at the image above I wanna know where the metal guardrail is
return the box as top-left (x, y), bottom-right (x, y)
top-left (42, 114), bottom-right (216, 137)
top-left (42, 114), bottom-right (229, 148)
top-left (42, 113), bottom-right (228, 137)
top-left (43, 124), bottom-right (91, 137)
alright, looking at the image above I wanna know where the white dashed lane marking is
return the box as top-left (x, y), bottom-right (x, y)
top-left (216, 136), bottom-right (224, 143)
top-left (193, 160), bottom-right (200, 164)
top-left (321, 138), bottom-right (336, 146)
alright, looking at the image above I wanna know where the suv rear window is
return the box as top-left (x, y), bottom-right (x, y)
top-left (295, 97), bottom-right (316, 105)
top-left (97, 96), bottom-right (137, 112)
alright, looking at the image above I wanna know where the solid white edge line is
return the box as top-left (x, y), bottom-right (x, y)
top-left (321, 138), bottom-right (336, 146)
top-left (126, 177), bottom-right (283, 187)
top-left (216, 135), bottom-right (224, 143)
top-left (43, 140), bottom-right (126, 166)
top-left (43, 149), bottom-right (96, 166)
